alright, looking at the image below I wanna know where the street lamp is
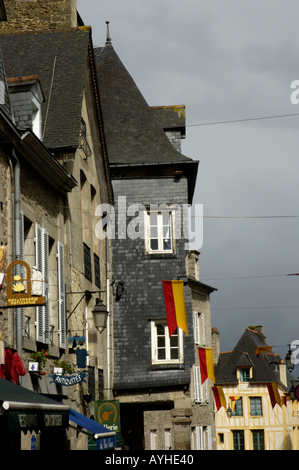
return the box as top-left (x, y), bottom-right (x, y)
top-left (92, 298), bottom-right (108, 333)
top-left (226, 406), bottom-right (232, 419)
top-left (285, 345), bottom-right (295, 373)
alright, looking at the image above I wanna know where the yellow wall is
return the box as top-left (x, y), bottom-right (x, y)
top-left (215, 383), bottom-right (299, 450)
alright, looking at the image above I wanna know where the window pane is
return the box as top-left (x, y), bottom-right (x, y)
top-left (162, 212), bottom-right (171, 226)
top-left (163, 226), bottom-right (170, 237)
top-left (150, 227), bottom-right (158, 238)
top-left (157, 336), bottom-right (165, 348)
top-left (150, 213), bottom-right (158, 225)
top-left (163, 238), bottom-right (171, 250)
top-left (156, 324), bottom-right (165, 335)
top-left (170, 348), bottom-right (179, 360)
top-left (158, 348), bottom-right (166, 360)
top-left (151, 239), bottom-right (158, 250)
top-left (170, 335), bottom-right (178, 347)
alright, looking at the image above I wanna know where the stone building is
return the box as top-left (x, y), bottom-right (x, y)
top-left (186, 250), bottom-right (218, 449)
top-left (0, 49), bottom-right (75, 450)
top-left (0, 1), bottom-right (114, 450)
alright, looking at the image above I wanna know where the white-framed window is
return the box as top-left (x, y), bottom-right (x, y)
top-left (164, 429), bottom-right (172, 450)
top-left (193, 365), bottom-right (208, 403)
top-left (193, 311), bottom-right (206, 346)
top-left (150, 430), bottom-right (157, 450)
top-left (57, 241), bottom-right (66, 349)
top-left (145, 209), bottom-right (175, 254)
top-left (35, 223), bottom-right (50, 344)
top-left (191, 426), bottom-right (212, 450)
top-left (151, 321), bottom-right (184, 365)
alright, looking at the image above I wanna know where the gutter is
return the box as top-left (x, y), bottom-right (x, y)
top-left (8, 146), bottom-right (22, 357)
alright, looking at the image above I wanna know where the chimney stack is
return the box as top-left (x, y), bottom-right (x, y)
top-left (211, 327), bottom-right (220, 366)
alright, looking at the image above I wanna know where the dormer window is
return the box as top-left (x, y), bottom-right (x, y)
top-left (236, 352), bottom-right (254, 382)
top-left (239, 368), bottom-right (251, 382)
top-left (7, 75), bottom-right (44, 139)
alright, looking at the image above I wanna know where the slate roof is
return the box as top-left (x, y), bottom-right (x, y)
top-left (215, 327), bottom-right (294, 390)
top-left (94, 43), bottom-right (193, 165)
top-left (0, 29), bottom-right (91, 149)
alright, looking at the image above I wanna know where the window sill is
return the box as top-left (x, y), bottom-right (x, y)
top-left (149, 363), bottom-right (185, 371)
top-left (144, 252), bottom-right (177, 260)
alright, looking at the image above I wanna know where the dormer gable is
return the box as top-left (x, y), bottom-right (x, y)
top-left (7, 76), bottom-right (45, 139)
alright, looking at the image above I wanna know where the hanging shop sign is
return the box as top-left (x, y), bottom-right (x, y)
top-left (95, 400), bottom-right (121, 433)
top-left (49, 372), bottom-right (87, 387)
top-left (6, 260), bottom-right (45, 307)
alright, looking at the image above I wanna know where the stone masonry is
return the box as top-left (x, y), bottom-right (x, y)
top-left (0, 0), bottom-right (78, 33)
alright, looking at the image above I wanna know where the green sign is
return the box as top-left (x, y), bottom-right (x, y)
top-left (8, 410), bottom-right (69, 434)
top-left (95, 400), bottom-right (121, 433)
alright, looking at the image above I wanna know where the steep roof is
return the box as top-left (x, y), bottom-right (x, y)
top-left (215, 328), bottom-right (293, 389)
top-left (0, 28), bottom-right (91, 149)
top-left (94, 43), bottom-right (193, 165)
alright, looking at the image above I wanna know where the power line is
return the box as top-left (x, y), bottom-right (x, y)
top-left (202, 215), bottom-right (299, 219)
top-left (186, 112), bottom-right (299, 128)
top-left (202, 274), bottom-right (288, 281)
top-left (212, 305), bottom-right (299, 311)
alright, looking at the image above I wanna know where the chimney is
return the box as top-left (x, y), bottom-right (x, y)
top-left (279, 360), bottom-right (287, 388)
top-left (250, 325), bottom-right (267, 343)
top-left (211, 327), bottom-right (220, 366)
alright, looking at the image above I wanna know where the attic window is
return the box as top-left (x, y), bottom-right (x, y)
top-left (239, 368), bottom-right (251, 382)
top-left (7, 76), bottom-right (44, 140)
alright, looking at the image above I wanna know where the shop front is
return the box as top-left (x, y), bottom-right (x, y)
top-left (0, 377), bottom-right (69, 450)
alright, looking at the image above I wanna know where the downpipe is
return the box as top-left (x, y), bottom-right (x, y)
top-left (8, 146), bottom-right (22, 357)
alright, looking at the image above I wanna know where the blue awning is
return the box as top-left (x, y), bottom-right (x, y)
top-left (69, 408), bottom-right (116, 449)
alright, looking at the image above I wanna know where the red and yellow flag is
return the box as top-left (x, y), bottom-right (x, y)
top-left (198, 347), bottom-right (215, 384)
top-left (255, 346), bottom-right (273, 357)
top-left (162, 280), bottom-right (188, 337)
top-left (230, 396), bottom-right (240, 412)
top-left (212, 386), bottom-right (226, 411)
top-left (267, 382), bottom-right (281, 408)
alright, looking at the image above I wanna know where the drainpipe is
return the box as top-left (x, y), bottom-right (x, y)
top-left (106, 230), bottom-right (111, 398)
top-left (9, 146), bottom-right (22, 357)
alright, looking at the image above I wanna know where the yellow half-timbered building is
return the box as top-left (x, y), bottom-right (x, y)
top-left (213, 326), bottom-right (299, 450)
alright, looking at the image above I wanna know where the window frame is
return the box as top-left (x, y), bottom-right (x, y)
top-left (239, 367), bottom-right (251, 382)
top-left (232, 398), bottom-right (243, 417)
top-left (252, 430), bottom-right (265, 450)
top-left (232, 430), bottom-right (245, 451)
top-left (250, 397), bottom-right (263, 416)
top-left (145, 209), bottom-right (176, 254)
top-left (151, 320), bottom-right (184, 365)
top-left (193, 311), bottom-right (206, 346)
top-left (83, 243), bottom-right (92, 282)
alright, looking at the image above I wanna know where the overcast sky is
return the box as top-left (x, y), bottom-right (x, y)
top-left (77, 0), bottom-right (299, 373)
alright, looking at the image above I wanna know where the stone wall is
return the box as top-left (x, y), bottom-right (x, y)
top-left (0, 0), bottom-right (77, 34)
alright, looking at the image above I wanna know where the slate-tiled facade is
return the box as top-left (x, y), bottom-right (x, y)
top-left (112, 177), bottom-right (194, 390)
top-left (95, 37), bottom-right (203, 450)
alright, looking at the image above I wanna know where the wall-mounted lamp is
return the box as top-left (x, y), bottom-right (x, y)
top-left (285, 345), bottom-right (295, 373)
top-left (226, 406), bottom-right (232, 419)
top-left (92, 298), bottom-right (108, 333)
